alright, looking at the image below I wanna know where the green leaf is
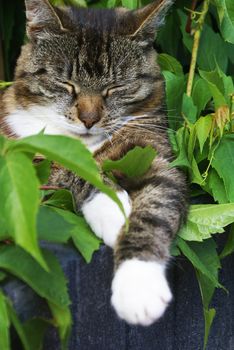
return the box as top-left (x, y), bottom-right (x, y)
top-left (199, 67), bottom-right (233, 109)
top-left (191, 156), bottom-right (204, 185)
top-left (44, 189), bottom-right (75, 212)
top-left (195, 115), bottom-right (213, 153)
top-left (34, 159), bottom-right (51, 185)
top-left (10, 134), bottom-right (123, 215)
top-left (214, 0), bottom-right (234, 44)
top-left (0, 246), bottom-right (71, 345)
top-left (38, 206), bottom-right (101, 262)
top-left (162, 71), bottom-right (185, 129)
top-left (102, 146), bottom-right (157, 178)
top-left (71, 216), bottom-right (101, 263)
top-left (192, 78), bottom-right (212, 116)
top-left (23, 318), bottom-right (49, 350)
top-left (0, 152), bottom-right (47, 270)
top-left (203, 308), bottom-right (216, 350)
top-left (51, 0), bottom-right (87, 6)
top-left (53, 208), bottom-right (101, 263)
top-left (220, 224), bottom-right (234, 259)
top-left (178, 9), bottom-right (193, 52)
top-left (197, 24), bottom-right (228, 72)
top-left (121, 0), bottom-right (138, 9)
top-left (190, 239), bottom-right (221, 349)
top-left (6, 299), bottom-right (30, 350)
top-left (0, 246), bottom-right (70, 308)
top-left (170, 127), bottom-right (191, 168)
top-left (178, 203), bottom-right (234, 241)
top-left (212, 134), bottom-right (234, 202)
top-left (37, 205), bottom-right (74, 243)
top-left (0, 271), bottom-right (7, 281)
top-left (107, 0), bottom-right (118, 8)
top-left (157, 10), bottom-right (181, 57)
top-left (48, 302), bottom-right (71, 350)
top-left (177, 237), bottom-right (222, 288)
top-left (192, 239), bottom-right (221, 306)
top-left (0, 290), bottom-right (10, 350)
top-left (206, 168), bottom-right (228, 204)
top-left (158, 54), bottom-right (183, 76)
top-left (182, 93), bottom-right (197, 124)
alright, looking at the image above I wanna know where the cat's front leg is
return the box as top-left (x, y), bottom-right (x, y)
top-left (111, 157), bottom-right (187, 326)
top-left (49, 165), bottom-right (132, 247)
top-left (81, 190), bottom-right (132, 248)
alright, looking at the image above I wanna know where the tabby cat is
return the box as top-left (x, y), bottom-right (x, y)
top-left (0, 0), bottom-right (187, 326)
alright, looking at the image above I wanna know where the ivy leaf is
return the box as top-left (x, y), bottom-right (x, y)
top-left (71, 217), bottom-right (101, 263)
top-left (195, 115), bottom-right (213, 153)
top-left (34, 159), bottom-right (51, 185)
top-left (10, 134), bottom-right (124, 215)
top-left (102, 146), bottom-right (157, 178)
top-left (38, 206), bottom-right (101, 262)
top-left (0, 246), bottom-right (70, 308)
top-left (213, 0), bottom-right (234, 44)
top-left (170, 127), bottom-right (191, 168)
top-left (0, 290), bottom-right (10, 350)
top-left (37, 205), bottom-right (74, 243)
top-left (197, 24), bottom-right (228, 72)
top-left (206, 168), bottom-right (228, 204)
top-left (199, 67), bottom-right (233, 110)
top-left (53, 208), bottom-right (101, 263)
top-left (212, 134), bottom-right (234, 202)
top-left (177, 237), bottom-right (222, 288)
top-left (182, 93), bottom-right (197, 124)
top-left (162, 71), bottom-right (185, 129)
top-left (192, 78), bottom-right (212, 117)
top-left (44, 189), bottom-right (75, 212)
top-left (0, 271), bottom-right (7, 282)
top-left (199, 70), bottom-right (227, 109)
top-left (107, 0), bottom-right (118, 8)
top-left (220, 224), bottom-right (234, 259)
top-left (0, 246), bottom-right (71, 345)
top-left (48, 302), bottom-right (71, 350)
top-left (178, 203), bottom-right (234, 241)
top-left (0, 152), bottom-right (47, 270)
top-left (23, 318), bottom-right (49, 350)
top-left (6, 299), bottom-right (30, 350)
top-left (190, 239), bottom-right (221, 349)
top-left (158, 53), bottom-right (183, 76)
top-left (121, 0), bottom-right (138, 9)
top-left (203, 308), bottom-right (216, 350)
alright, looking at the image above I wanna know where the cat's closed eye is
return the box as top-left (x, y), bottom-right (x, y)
top-left (59, 81), bottom-right (80, 96)
top-left (102, 84), bottom-right (140, 99)
top-left (102, 85), bottom-right (126, 98)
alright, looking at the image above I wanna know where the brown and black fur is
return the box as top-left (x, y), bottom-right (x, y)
top-left (0, 0), bottom-right (187, 269)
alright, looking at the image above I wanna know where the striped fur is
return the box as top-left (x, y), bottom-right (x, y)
top-left (0, 0), bottom-right (187, 325)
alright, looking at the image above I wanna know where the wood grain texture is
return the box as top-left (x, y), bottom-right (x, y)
top-left (4, 237), bottom-right (234, 350)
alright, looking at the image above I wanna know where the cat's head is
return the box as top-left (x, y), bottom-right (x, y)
top-left (9, 0), bottom-right (173, 149)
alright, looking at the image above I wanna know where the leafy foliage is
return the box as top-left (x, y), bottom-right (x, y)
top-left (0, 0), bottom-right (234, 349)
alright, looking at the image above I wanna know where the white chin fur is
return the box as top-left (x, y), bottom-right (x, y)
top-left (111, 259), bottom-right (172, 326)
top-left (82, 191), bottom-right (132, 248)
top-left (5, 105), bottom-right (106, 152)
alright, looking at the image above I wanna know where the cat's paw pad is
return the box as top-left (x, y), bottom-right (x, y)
top-left (81, 191), bottom-right (131, 248)
top-left (111, 259), bottom-right (172, 326)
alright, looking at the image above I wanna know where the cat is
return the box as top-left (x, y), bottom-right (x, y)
top-left (0, 0), bottom-right (187, 326)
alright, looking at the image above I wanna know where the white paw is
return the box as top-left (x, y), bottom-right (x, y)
top-left (81, 191), bottom-right (131, 248)
top-left (111, 259), bottom-right (172, 326)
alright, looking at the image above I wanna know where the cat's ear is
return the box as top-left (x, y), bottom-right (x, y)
top-left (25, 0), bottom-right (67, 40)
top-left (128, 0), bottom-right (173, 45)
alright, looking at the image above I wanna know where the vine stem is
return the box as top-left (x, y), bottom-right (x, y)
top-left (186, 0), bottom-right (210, 96)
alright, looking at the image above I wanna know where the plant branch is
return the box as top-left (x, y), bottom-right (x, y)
top-left (186, 0), bottom-right (210, 97)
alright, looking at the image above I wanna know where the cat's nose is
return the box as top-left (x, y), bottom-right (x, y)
top-left (77, 95), bottom-right (103, 129)
top-left (78, 111), bottom-right (101, 129)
